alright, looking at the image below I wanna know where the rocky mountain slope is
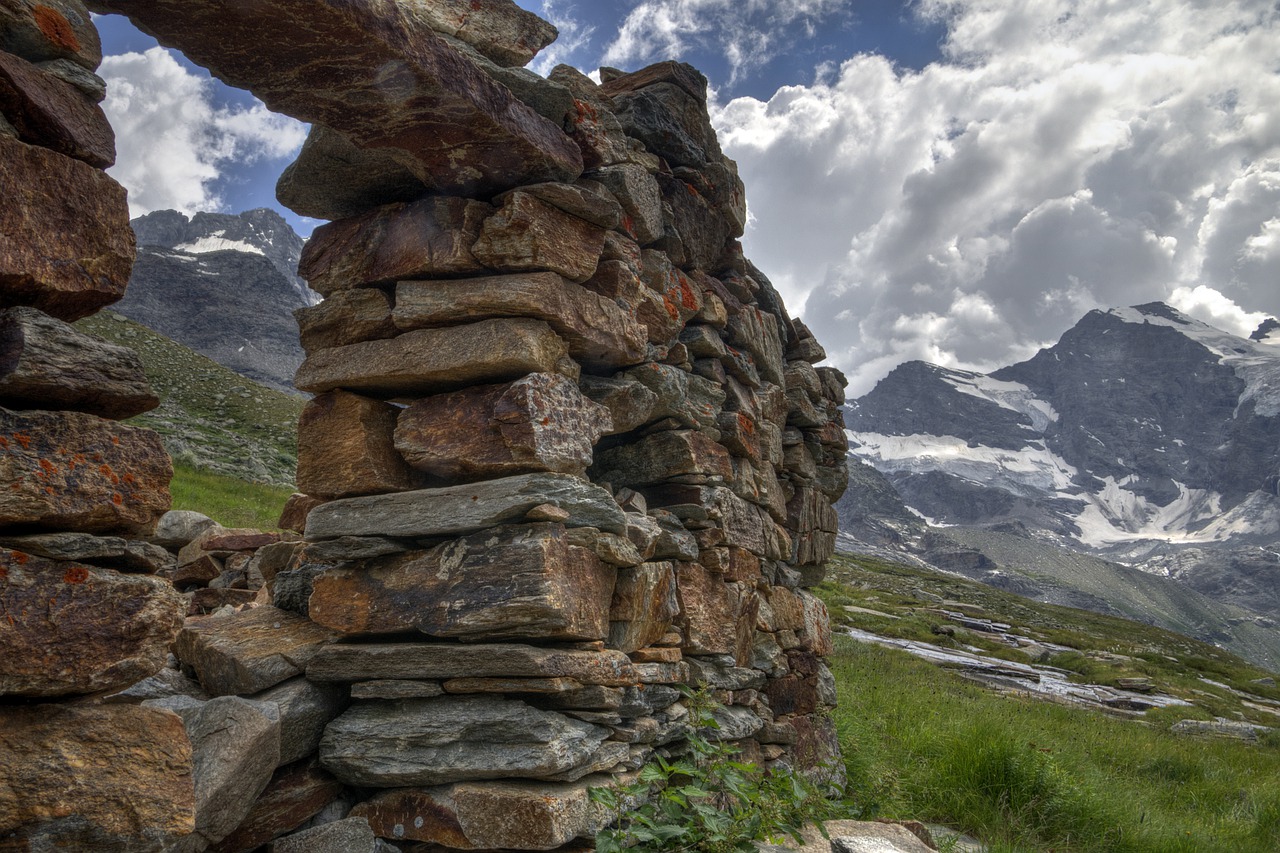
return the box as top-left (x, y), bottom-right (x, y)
top-left (113, 209), bottom-right (316, 393)
top-left (845, 303), bottom-right (1280, 559)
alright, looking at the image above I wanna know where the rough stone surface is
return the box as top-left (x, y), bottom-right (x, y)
top-left (308, 523), bottom-right (614, 642)
top-left (0, 530), bottom-right (172, 572)
top-left (253, 677), bottom-right (349, 767)
top-left (319, 696), bottom-right (610, 787)
top-left (272, 817), bottom-right (379, 853)
top-left (471, 191), bottom-right (605, 283)
top-left (0, 703), bottom-right (194, 851)
top-left (0, 552), bottom-right (183, 697)
top-left (173, 605), bottom-right (339, 697)
top-left (275, 124), bottom-right (428, 221)
top-left (94, 0), bottom-right (583, 197)
top-left (304, 472), bottom-right (627, 540)
top-left (295, 288), bottom-right (396, 353)
top-left (294, 319), bottom-right (568, 398)
top-left (298, 197), bottom-right (489, 295)
top-left (400, 0), bottom-right (557, 67)
top-left (152, 509), bottom-right (219, 549)
top-left (592, 429), bottom-right (734, 488)
top-left (0, 306), bottom-right (157, 418)
top-left (0, 48), bottom-right (113, 166)
top-left (610, 561), bottom-right (679, 653)
top-left (394, 373), bottom-right (612, 480)
top-left (351, 778), bottom-right (604, 849)
top-left (206, 760), bottom-right (343, 853)
top-left (0, 0), bottom-right (101, 70)
top-left (0, 135), bottom-right (134, 321)
top-left (297, 390), bottom-right (420, 499)
top-left (395, 272), bottom-right (646, 370)
top-left (591, 164), bottom-right (663, 245)
top-left (308, 642), bottom-right (636, 687)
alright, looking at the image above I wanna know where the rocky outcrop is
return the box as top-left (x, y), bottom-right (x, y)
top-left (4, 3), bottom-right (847, 850)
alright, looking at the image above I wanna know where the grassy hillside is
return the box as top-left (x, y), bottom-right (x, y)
top-left (76, 311), bottom-right (304, 488)
top-left (819, 552), bottom-right (1280, 851)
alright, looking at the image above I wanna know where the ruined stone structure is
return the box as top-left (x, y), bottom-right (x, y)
top-left (0, 1), bottom-right (848, 850)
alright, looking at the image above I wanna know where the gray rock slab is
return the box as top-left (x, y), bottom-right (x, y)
top-left (307, 642), bottom-right (636, 687)
top-left (253, 677), bottom-right (349, 767)
top-left (304, 472), bottom-right (627, 539)
top-left (271, 817), bottom-right (378, 853)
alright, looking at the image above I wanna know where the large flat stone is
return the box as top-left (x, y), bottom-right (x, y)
top-left (304, 471), bottom-right (627, 540)
top-left (0, 135), bottom-right (133, 321)
top-left (402, 0), bottom-right (557, 67)
top-left (319, 696), bottom-right (610, 787)
top-left (0, 703), bottom-right (194, 851)
top-left (393, 373), bottom-right (611, 481)
top-left (351, 778), bottom-right (605, 849)
top-left (591, 429), bottom-right (734, 488)
top-left (675, 562), bottom-right (757, 663)
top-left (0, 49), bottom-right (113, 166)
top-left (0, 552), bottom-right (182, 697)
top-left (294, 318), bottom-right (568, 398)
top-left (471, 191), bottom-right (605, 283)
top-left (275, 124), bottom-right (428, 221)
top-left (308, 523), bottom-right (614, 642)
top-left (307, 642), bottom-right (636, 687)
top-left (297, 390), bottom-right (420, 499)
top-left (94, 0), bottom-right (582, 198)
top-left (298, 197), bottom-right (489, 295)
top-left (0, 305), bottom-right (157, 418)
top-left (0, 0), bottom-right (101, 70)
top-left (295, 288), bottom-right (396, 352)
top-left (173, 605), bottom-right (339, 697)
top-left (395, 271), bottom-right (647, 370)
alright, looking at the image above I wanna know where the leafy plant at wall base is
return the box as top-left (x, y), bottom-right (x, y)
top-left (591, 689), bottom-right (837, 852)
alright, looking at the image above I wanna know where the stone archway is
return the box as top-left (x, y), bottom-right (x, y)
top-left (0, 1), bottom-right (849, 849)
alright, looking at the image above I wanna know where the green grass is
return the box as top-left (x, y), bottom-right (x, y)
top-left (169, 462), bottom-right (296, 530)
top-left (819, 553), bottom-right (1280, 851)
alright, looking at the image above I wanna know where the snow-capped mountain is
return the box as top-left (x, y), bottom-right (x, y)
top-left (114, 209), bottom-right (316, 393)
top-left (845, 303), bottom-right (1280, 560)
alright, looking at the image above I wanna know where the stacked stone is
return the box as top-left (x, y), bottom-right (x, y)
top-left (0, 0), bottom-right (197, 848)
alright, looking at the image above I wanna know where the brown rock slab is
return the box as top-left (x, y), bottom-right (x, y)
top-left (295, 318), bottom-right (568, 398)
top-left (304, 472), bottom-right (628, 540)
top-left (307, 641), bottom-right (636, 687)
top-left (402, 0), bottom-right (557, 67)
top-left (498, 181), bottom-right (624, 230)
top-left (308, 523), bottom-right (615, 642)
top-left (579, 374), bottom-right (659, 435)
top-left (278, 493), bottom-right (325, 534)
top-left (0, 0), bottom-right (101, 69)
top-left (395, 272), bottom-right (646, 370)
top-left (298, 197), bottom-right (489, 296)
top-left (207, 760), bottom-right (343, 853)
top-left (295, 288), bottom-right (395, 352)
top-left (275, 124), bottom-right (428, 221)
top-left (0, 135), bottom-right (133, 321)
top-left (173, 605), bottom-right (339, 697)
top-left (393, 373), bottom-right (611, 481)
top-left (471, 191), bottom-right (605, 283)
top-left (0, 49), bottom-right (113, 166)
top-left (609, 561), bottom-right (678, 654)
top-left (0, 306), bottom-right (156, 418)
top-left (297, 390), bottom-right (420, 499)
top-left (94, 0), bottom-right (582, 197)
top-left (0, 703), bottom-right (194, 850)
top-left (675, 563), bottom-right (757, 664)
top-left (351, 778), bottom-right (604, 849)
top-left (443, 676), bottom-right (584, 695)
top-left (0, 551), bottom-right (183, 697)
top-left (591, 429), bottom-right (733, 488)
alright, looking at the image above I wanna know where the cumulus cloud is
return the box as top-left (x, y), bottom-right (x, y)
top-left (528, 0), bottom-right (597, 77)
top-left (602, 0), bottom-right (848, 84)
top-left (101, 48), bottom-right (307, 217)
top-left (712, 0), bottom-right (1280, 395)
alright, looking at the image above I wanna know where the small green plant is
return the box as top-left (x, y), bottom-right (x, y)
top-left (591, 689), bottom-right (836, 852)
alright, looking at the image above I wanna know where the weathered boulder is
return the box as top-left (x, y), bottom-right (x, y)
top-left (275, 124), bottom-right (428, 221)
top-left (0, 135), bottom-right (133, 320)
top-left (152, 509), bottom-right (218, 548)
top-left (308, 523), bottom-right (615, 642)
top-left (471, 191), bottom-right (605, 283)
top-left (253, 677), bottom-right (349, 767)
top-left (0, 0), bottom-right (101, 70)
top-left (307, 642), bottom-right (636, 687)
top-left (0, 306), bottom-right (157, 418)
top-left (609, 561), bottom-right (679, 653)
top-left (393, 373), bottom-right (612, 481)
top-left (294, 288), bottom-right (396, 353)
top-left (296, 390), bottom-right (420, 499)
top-left (294, 319), bottom-right (568, 397)
top-left (0, 703), bottom-right (194, 851)
top-left (173, 605), bottom-right (339, 697)
top-left (206, 760), bottom-right (343, 853)
top-left (395, 272), bottom-right (647, 370)
top-left (0, 49), bottom-right (113, 166)
top-left (399, 0), bottom-right (557, 67)
top-left (319, 696), bottom-right (610, 787)
top-left (351, 778), bottom-right (606, 849)
top-left (0, 552), bottom-right (183, 696)
top-left (591, 429), bottom-right (734, 488)
top-left (93, 0), bottom-right (582, 197)
top-left (298, 197), bottom-right (489, 295)
top-left (304, 472), bottom-right (627, 540)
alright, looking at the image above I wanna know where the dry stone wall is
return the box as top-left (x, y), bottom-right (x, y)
top-left (0, 1), bottom-right (849, 850)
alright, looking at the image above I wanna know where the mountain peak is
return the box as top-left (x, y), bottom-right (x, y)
top-left (1252, 317), bottom-right (1280, 343)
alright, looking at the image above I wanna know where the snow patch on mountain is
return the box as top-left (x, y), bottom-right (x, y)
top-left (1074, 478), bottom-right (1225, 548)
top-left (938, 371), bottom-right (1059, 432)
top-left (175, 233), bottom-right (267, 257)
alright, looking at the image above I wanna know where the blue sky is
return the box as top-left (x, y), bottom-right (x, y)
top-left (94, 1), bottom-right (1280, 395)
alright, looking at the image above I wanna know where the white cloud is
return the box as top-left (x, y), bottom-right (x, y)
top-left (100, 47), bottom-right (307, 217)
top-left (602, 0), bottom-right (847, 84)
top-left (528, 0), bottom-right (597, 77)
top-left (1169, 285), bottom-right (1270, 340)
top-left (713, 0), bottom-right (1280, 395)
